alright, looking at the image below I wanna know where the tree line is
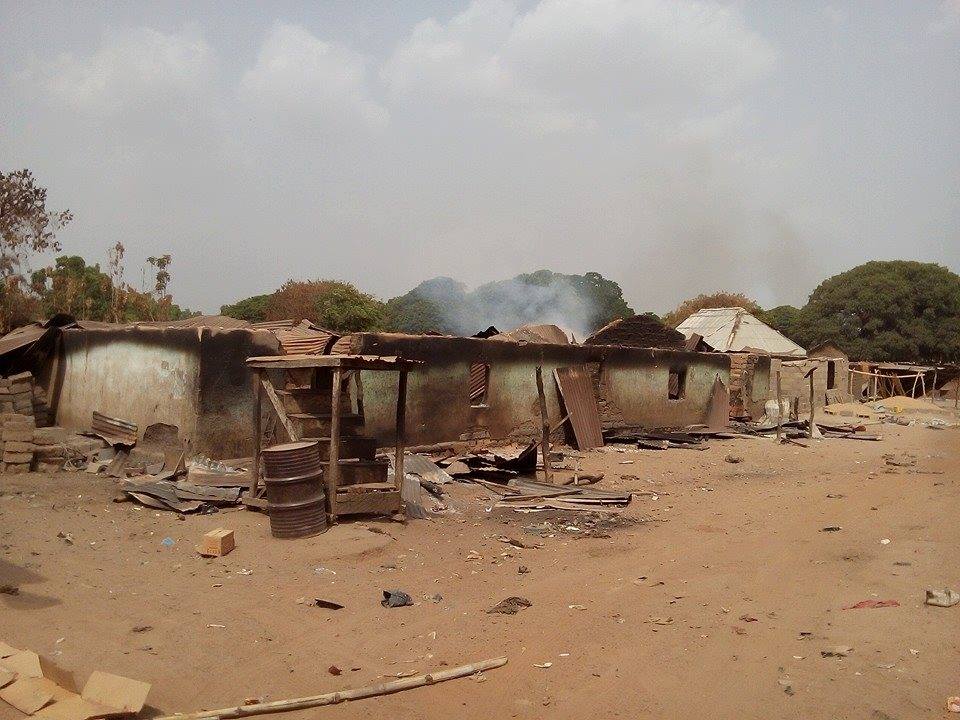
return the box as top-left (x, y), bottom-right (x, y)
top-left (4, 168), bottom-right (959, 363)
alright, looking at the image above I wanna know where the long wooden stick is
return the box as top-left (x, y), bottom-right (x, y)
top-left (535, 366), bottom-right (552, 482)
top-left (155, 657), bottom-right (508, 720)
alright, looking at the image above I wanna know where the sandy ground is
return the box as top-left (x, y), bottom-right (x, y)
top-left (2, 423), bottom-right (959, 720)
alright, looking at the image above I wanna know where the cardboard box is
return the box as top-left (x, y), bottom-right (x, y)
top-left (198, 528), bottom-right (235, 557)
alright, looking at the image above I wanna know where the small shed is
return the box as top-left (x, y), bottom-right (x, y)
top-left (807, 342), bottom-right (848, 360)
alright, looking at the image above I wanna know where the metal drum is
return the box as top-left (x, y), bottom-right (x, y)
top-left (262, 441), bottom-right (327, 538)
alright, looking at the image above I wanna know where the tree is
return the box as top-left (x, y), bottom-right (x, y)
top-left (663, 292), bottom-right (761, 328)
top-left (761, 305), bottom-right (806, 344)
top-left (384, 294), bottom-right (450, 334)
top-left (799, 261), bottom-right (960, 362)
top-left (265, 280), bottom-right (385, 332)
top-left (30, 256), bottom-right (112, 320)
top-left (0, 169), bottom-right (72, 331)
top-left (383, 277), bottom-right (468, 334)
top-left (221, 294), bottom-right (271, 323)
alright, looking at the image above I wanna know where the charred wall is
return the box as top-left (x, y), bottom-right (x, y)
top-left (340, 333), bottom-right (731, 445)
top-left (53, 327), bottom-right (278, 457)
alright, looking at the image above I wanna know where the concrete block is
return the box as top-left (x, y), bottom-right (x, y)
top-left (32, 427), bottom-right (71, 446)
top-left (3, 442), bottom-right (34, 453)
top-left (198, 528), bottom-right (235, 557)
top-left (2, 429), bottom-right (34, 442)
top-left (3, 452), bottom-right (34, 463)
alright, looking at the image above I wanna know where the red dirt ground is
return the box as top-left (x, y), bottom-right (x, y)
top-left (2, 424), bottom-right (958, 719)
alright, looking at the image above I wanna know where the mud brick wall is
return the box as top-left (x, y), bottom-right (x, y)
top-left (772, 358), bottom-right (851, 413)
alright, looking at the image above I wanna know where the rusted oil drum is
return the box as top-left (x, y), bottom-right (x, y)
top-left (262, 441), bottom-right (326, 538)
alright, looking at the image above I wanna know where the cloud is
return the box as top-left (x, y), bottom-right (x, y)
top-left (240, 22), bottom-right (388, 130)
top-left (383, 0), bottom-right (776, 132)
top-left (38, 25), bottom-right (214, 117)
top-left (926, 0), bottom-right (960, 35)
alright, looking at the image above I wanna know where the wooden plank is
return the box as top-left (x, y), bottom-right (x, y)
top-left (395, 371), bottom-right (407, 493)
top-left (260, 377), bottom-right (299, 441)
top-left (335, 490), bottom-right (402, 516)
top-left (553, 366), bottom-right (604, 450)
top-left (327, 367), bottom-right (342, 523)
top-left (252, 369), bottom-right (262, 496)
top-left (247, 355), bottom-right (421, 371)
top-left (535, 366), bottom-right (553, 482)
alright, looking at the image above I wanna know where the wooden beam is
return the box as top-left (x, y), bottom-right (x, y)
top-left (260, 376), bottom-right (299, 442)
top-left (354, 370), bottom-right (365, 419)
top-left (535, 366), bottom-right (553, 482)
top-left (395, 371), bottom-right (408, 495)
top-left (775, 368), bottom-right (783, 443)
top-left (327, 367), bottom-right (342, 524)
top-left (251, 369), bottom-right (262, 496)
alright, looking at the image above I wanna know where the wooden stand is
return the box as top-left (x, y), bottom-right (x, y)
top-left (247, 354), bottom-right (420, 525)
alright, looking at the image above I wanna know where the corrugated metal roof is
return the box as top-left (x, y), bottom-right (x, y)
top-left (676, 307), bottom-right (806, 357)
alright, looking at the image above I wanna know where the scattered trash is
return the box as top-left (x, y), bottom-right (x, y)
top-left (821, 526), bottom-right (842, 532)
top-left (883, 453), bottom-right (916, 467)
top-left (381, 590), bottom-right (414, 608)
top-left (925, 589), bottom-right (960, 607)
top-left (496, 535), bottom-right (542, 550)
top-left (56, 531), bottom-right (74, 545)
top-left (645, 616), bottom-right (674, 625)
top-left (533, 662), bottom-right (552, 669)
top-left (724, 454), bottom-right (744, 464)
top-left (738, 614), bottom-right (758, 622)
top-left (313, 599), bottom-right (345, 610)
top-left (0, 585), bottom-right (19, 596)
top-left (820, 646), bottom-right (853, 658)
top-left (131, 625), bottom-right (152, 633)
top-left (487, 597), bottom-right (532, 615)
top-left (842, 599), bottom-right (899, 610)
top-left (160, 537), bottom-right (175, 548)
top-left (948, 696), bottom-right (960, 713)
top-left (327, 666), bottom-right (341, 676)
top-left (880, 538), bottom-right (891, 545)
top-left (518, 566), bottom-right (530, 574)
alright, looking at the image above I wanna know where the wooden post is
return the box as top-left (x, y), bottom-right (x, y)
top-left (252, 369), bottom-right (262, 496)
top-left (354, 370), bottom-right (365, 419)
top-left (327, 367), bottom-right (342, 524)
top-left (808, 369), bottom-right (815, 439)
top-left (535, 366), bottom-right (553, 482)
top-left (920, 372), bottom-right (926, 398)
top-left (395, 371), bottom-right (408, 495)
top-left (775, 368), bottom-right (783, 443)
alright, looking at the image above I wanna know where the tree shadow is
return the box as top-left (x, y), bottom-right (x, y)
top-left (0, 558), bottom-right (62, 610)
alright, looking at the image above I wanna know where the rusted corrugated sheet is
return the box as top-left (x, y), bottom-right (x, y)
top-left (251, 319), bottom-right (339, 355)
top-left (469, 362), bottom-right (488, 402)
top-left (553, 366), bottom-right (604, 450)
top-left (91, 411), bottom-right (138, 446)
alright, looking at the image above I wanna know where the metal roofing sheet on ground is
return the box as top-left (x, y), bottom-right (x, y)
top-left (676, 307), bottom-right (806, 357)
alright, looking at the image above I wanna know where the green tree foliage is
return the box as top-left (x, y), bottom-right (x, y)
top-left (27, 253), bottom-right (195, 323)
top-left (663, 291), bottom-right (761, 328)
top-left (760, 305), bottom-right (805, 342)
top-left (221, 294), bottom-right (271, 323)
top-left (265, 280), bottom-right (385, 332)
top-left (0, 169), bottom-right (72, 331)
top-left (383, 277), bottom-right (469, 334)
top-left (798, 261), bottom-right (960, 362)
top-left (31, 256), bottom-right (112, 319)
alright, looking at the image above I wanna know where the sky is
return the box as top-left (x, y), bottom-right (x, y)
top-left (1, 0), bottom-right (958, 315)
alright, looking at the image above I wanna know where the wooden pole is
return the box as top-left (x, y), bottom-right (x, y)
top-left (775, 368), bottom-right (783, 443)
top-left (395, 370), bottom-right (408, 494)
top-left (252, 369), bottom-right (262, 496)
top-left (327, 367), bottom-right (342, 524)
top-left (354, 370), bottom-right (365, 419)
top-left (154, 657), bottom-right (509, 720)
top-left (535, 366), bottom-right (552, 482)
top-left (808, 370), bottom-right (815, 439)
